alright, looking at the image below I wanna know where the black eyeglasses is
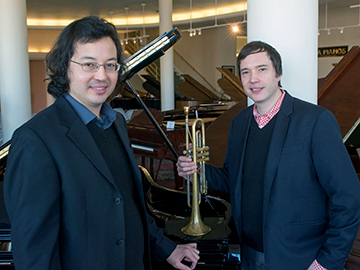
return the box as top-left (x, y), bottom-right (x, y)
top-left (70, 60), bottom-right (120, 73)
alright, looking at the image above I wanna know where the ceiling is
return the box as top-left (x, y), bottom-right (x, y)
top-left (26, 0), bottom-right (359, 30)
top-left (26, 0), bottom-right (246, 29)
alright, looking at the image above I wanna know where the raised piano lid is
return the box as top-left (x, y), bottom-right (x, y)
top-left (343, 118), bottom-right (360, 174)
top-left (0, 141), bottom-right (10, 174)
top-left (120, 28), bottom-right (181, 82)
top-left (177, 74), bottom-right (220, 101)
top-left (318, 46), bottom-right (360, 138)
top-left (216, 67), bottom-right (247, 101)
top-left (343, 117), bottom-right (360, 148)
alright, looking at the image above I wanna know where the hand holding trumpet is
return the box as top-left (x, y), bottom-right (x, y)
top-left (176, 155), bottom-right (198, 178)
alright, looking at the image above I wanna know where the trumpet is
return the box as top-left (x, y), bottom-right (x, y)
top-left (181, 106), bottom-right (211, 236)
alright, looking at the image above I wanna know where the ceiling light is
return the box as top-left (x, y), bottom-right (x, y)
top-left (350, 4), bottom-right (360, 8)
top-left (232, 25), bottom-right (239, 32)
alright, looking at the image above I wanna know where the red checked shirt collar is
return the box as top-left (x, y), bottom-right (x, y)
top-left (311, 259), bottom-right (327, 270)
top-left (253, 90), bottom-right (286, 129)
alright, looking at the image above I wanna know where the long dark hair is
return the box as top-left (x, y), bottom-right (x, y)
top-left (45, 16), bottom-right (123, 98)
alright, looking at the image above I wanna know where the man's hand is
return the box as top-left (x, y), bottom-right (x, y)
top-left (166, 243), bottom-right (200, 270)
top-left (176, 156), bottom-right (198, 178)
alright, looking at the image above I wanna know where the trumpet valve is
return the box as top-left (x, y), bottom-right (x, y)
top-left (183, 149), bottom-right (193, 157)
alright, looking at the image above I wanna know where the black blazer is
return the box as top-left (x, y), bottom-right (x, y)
top-left (4, 96), bottom-right (176, 270)
top-left (206, 92), bottom-right (360, 269)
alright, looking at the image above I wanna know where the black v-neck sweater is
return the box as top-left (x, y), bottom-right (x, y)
top-left (242, 115), bottom-right (277, 252)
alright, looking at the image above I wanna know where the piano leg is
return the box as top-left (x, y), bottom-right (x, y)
top-left (140, 156), bottom-right (156, 179)
top-left (150, 158), bottom-right (154, 179)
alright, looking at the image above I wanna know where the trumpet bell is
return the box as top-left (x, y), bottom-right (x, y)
top-left (181, 211), bottom-right (211, 236)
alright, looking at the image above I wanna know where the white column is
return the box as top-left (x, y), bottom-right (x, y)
top-left (0, 0), bottom-right (32, 142)
top-left (247, 0), bottom-right (318, 104)
top-left (159, 0), bottom-right (175, 111)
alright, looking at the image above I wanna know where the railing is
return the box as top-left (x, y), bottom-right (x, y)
top-left (124, 40), bottom-right (220, 98)
top-left (173, 50), bottom-right (219, 95)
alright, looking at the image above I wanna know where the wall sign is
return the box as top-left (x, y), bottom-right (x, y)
top-left (318, 46), bottom-right (348, 57)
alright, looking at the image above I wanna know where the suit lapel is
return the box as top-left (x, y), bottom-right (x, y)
top-left (263, 93), bottom-right (293, 205)
top-left (112, 114), bottom-right (147, 209)
top-left (234, 109), bottom-right (253, 198)
top-left (112, 115), bottom-right (142, 186)
top-left (54, 97), bottom-right (116, 187)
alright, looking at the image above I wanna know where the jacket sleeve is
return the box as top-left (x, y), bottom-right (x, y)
top-left (146, 213), bottom-right (176, 261)
top-left (205, 118), bottom-right (239, 194)
top-left (312, 110), bottom-right (360, 269)
top-left (4, 128), bottom-right (62, 270)
top-left (205, 164), bottom-right (229, 193)
top-left (118, 112), bottom-right (177, 262)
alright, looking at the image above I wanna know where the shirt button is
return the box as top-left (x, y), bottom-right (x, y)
top-left (114, 197), bottom-right (122, 205)
top-left (117, 239), bottom-right (125, 246)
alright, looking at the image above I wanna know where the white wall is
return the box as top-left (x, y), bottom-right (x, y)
top-left (174, 26), bottom-right (238, 96)
top-left (318, 5), bottom-right (360, 78)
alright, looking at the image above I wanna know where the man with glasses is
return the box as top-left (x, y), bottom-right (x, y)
top-left (4, 16), bottom-right (199, 270)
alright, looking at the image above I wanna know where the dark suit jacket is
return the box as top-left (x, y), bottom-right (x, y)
top-left (4, 96), bottom-right (176, 270)
top-left (206, 92), bottom-right (360, 270)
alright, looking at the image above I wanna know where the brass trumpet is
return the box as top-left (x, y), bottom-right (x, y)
top-left (181, 106), bottom-right (211, 236)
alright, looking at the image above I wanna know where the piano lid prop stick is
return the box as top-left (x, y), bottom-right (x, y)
top-left (119, 28), bottom-right (182, 160)
top-left (124, 80), bottom-right (179, 159)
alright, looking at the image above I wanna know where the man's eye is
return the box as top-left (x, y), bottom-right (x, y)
top-left (83, 62), bottom-right (96, 67)
top-left (241, 71), bottom-right (249, 75)
top-left (106, 63), bottom-right (116, 68)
